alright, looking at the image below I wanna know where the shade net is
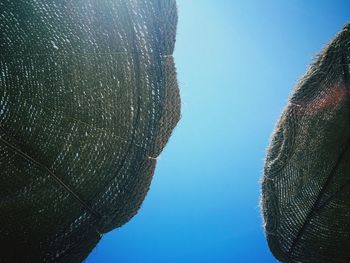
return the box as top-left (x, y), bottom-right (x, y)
top-left (0, 0), bottom-right (180, 262)
top-left (262, 24), bottom-right (350, 263)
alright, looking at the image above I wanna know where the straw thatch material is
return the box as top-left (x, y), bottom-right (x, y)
top-left (262, 24), bottom-right (350, 263)
top-left (0, 0), bottom-right (180, 262)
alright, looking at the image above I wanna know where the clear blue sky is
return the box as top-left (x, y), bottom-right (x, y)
top-left (87, 1), bottom-right (350, 262)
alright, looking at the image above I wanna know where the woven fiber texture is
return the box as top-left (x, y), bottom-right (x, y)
top-left (0, 0), bottom-right (180, 262)
top-left (262, 24), bottom-right (350, 263)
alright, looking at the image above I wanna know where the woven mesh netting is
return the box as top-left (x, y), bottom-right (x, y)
top-left (262, 24), bottom-right (350, 263)
top-left (0, 0), bottom-right (180, 261)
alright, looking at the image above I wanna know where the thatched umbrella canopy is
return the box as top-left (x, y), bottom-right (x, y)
top-left (262, 24), bottom-right (350, 263)
top-left (0, 0), bottom-right (180, 261)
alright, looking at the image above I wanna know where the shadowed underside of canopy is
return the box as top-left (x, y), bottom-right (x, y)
top-left (262, 24), bottom-right (350, 263)
top-left (0, 0), bottom-right (180, 262)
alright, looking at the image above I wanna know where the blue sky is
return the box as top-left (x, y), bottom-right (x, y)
top-left (87, 1), bottom-right (350, 262)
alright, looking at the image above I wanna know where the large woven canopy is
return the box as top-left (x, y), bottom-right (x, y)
top-left (262, 24), bottom-right (350, 262)
top-left (0, 0), bottom-right (180, 261)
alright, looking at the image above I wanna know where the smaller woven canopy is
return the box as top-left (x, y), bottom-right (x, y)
top-left (262, 24), bottom-right (350, 263)
top-left (0, 0), bottom-right (180, 262)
